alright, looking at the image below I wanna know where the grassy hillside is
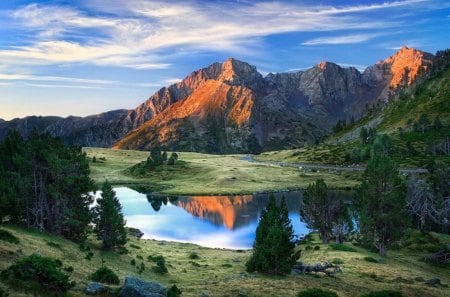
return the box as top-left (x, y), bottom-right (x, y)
top-left (84, 147), bottom-right (360, 194)
top-left (0, 224), bottom-right (448, 297)
top-left (257, 67), bottom-right (450, 167)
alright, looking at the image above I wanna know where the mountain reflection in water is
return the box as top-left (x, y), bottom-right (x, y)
top-left (113, 187), bottom-right (351, 249)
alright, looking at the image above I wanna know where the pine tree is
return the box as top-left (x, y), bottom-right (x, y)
top-left (93, 181), bottom-right (127, 250)
top-left (246, 195), bottom-right (296, 275)
top-left (356, 156), bottom-right (409, 256)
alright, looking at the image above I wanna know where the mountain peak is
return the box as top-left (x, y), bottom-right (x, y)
top-left (384, 46), bottom-right (434, 87)
top-left (217, 58), bottom-right (262, 86)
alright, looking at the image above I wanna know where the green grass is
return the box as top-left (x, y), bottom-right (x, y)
top-left (0, 224), bottom-right (449, 297)
top-left (83, 147), bottom-right (359, 194)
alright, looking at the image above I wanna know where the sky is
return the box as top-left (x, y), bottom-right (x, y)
top-left (0, 0), bottom-right (449, 120)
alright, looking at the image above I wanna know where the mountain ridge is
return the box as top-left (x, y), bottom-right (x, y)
top-left (0, 47), bottom-right (435, 153)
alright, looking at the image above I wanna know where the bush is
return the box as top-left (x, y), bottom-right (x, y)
top-left (152, 256), bottom-right (168, 274)
top-left (329, 243), bottom-right (357, 252)
top-left (129, 243), bottom-right (141, 249)
top-left (331, 258), bottom-right (344, 264)
top-left (91, 266), bottom-right (120, 285)
top-left (167, 284), bottom-right (182, 297)
top-left (85, 251), bottom-right (94, 260)
top-left (45, 241), bottom-right (62, 249)
top-left (314, 245), bottom-right (320, 250)
top-left (130, 259), bottom-right (136, 266)
top-left (0, 254), bottom-right (74, 295)
top-left (360, 290), bottom-right (403, 297)
top-left (363, 256), bottom-right (379, 263)
top-left (0, 229), bottom-right (19, 244)
top-left (188, 252), bottom-right (200, 259)
top-left (64, 266), bottom-right (74, 273)
top-left (298, 288), bottom-right (338, 297)
top-left (138, 262), bottom-right (145, 274)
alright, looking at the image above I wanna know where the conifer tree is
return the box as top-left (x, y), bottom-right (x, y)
top-left (93, 181), bottom-right (127, 250)
top-left (356, 156), bottom-right (409, 256)
top-left (246, 195), bottom-right (296, 275)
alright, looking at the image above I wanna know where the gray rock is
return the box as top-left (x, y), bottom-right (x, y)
top-left (85, 282), bottom-right (108, 295)
top-left (119, 276), bottom-right (167, 297)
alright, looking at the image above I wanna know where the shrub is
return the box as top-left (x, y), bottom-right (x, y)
top-left (363, 256), bottom-right (379, 263)
top-left (79, 243), bottom-right (91, 252)
top-left (129, 243), bottom-right (141, 249)
top-left (331, 258), bottom-right (344, 264)
top-left (130, 259), bottom-right (136, 266)
top-left (167, 284), bottom-right (182, 297)
top-left (0, 229), bottom-right (19, 244)
top-left (85, 251), bottom-right (94, 260)
top-left (0, 254), bottom-right (73, 295)
top-left (329, 243), bottom-right (357, 252)
top-left (64, 266), bottom-right (74, 273)
top-left (152, 256), bottom-right (168, 274)
top-left (305, 245), bottom-right (312, 250)
top-left (45, 241), bottom-right (62, 249)
top-left (314, 245), bottom-right (320, 250)
top-left (360, 290), bottom-right (403, 297)
top-left (298, 288), bottom-right (338, 297)
top-left (136, 255), bottom-right (143, 260)
top-left (90, 266), bottom-right (120, 285)
top-left (190, 261), bottom-right (201, 267)
top-left (188, 252), bottom-right (200, 259)
top-left (222, 263), bottom-right (233, 268)
top-left (138, 262), bottom-right (145, 274)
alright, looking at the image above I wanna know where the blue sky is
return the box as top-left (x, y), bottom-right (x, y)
top-left (0, 0), bottom-right (449, 120)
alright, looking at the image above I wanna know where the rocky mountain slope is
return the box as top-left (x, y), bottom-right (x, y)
top-left (0, 47), bottom-right (435, 152)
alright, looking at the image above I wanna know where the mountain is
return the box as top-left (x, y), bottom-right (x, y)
top-left (0, 47), bottom-right (435, 152)
top-left (114, 47), bottom-right (434, 152)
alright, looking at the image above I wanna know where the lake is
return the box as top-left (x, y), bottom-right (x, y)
top-left (106, 187), bottom-right (352, 249)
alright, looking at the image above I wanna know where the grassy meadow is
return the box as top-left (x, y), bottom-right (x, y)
top-left (84, 147), bottom-right (360, 195)
top-left (0, 224), bottom-right (448, 297)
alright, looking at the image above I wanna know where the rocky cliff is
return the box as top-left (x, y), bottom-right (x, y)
top-left (0, 47), bottom-right (435, 152)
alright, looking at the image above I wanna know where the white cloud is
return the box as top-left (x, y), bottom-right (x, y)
top-left (302, 33), bottom-right (380, 46)
top-left (0, 0), bottom-right (440, 70)
top-left (25, 83), bottom-right (104, 89)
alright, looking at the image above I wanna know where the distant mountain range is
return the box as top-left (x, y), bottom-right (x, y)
top-left (0, 47), bottom-right (435, 153)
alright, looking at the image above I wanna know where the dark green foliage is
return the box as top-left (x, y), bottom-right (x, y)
top-left (363, 256), bottom-right (378, 263)
top-left (136, 255), bottom-right (143, 260)
top-left (372, 134), bottom-right (393, 157)
top-left (0, 254), bottom-right (74, 296)
top-left (91, 266), bottom-right (120, 285)
top-left (356, 156), bottom-right (409, 256)
top-left (246, 195), bottom-right (296, 275)
top-left (137, 262), bottom-right (145, 274)
top-left (92, 156), bottom-right (97, 163)
top-left (247, 133), bottom-right (262, 155)
top-left (0, 229), bottom-right (19, 244)
top-left (45, 241), bottom-right (62, 249)
top-left (314, 245), bottom-right (320, 250)
top-left (151, 256), bottom-right (168, 274)
top-left (329, 243), bottom-right (357, 252)
top-left (63, 266), bottom-right (74, 273)
top-left (360, 290), bottom-right (403, 297)
top-left (129, 243), bottom-right (141, 249)
top-left (188, 252), bottom-right (200, 259)
top-left (167, 284), bottom-right (182, 297)
top-left (297, 288), bottom-right (338, 297)
top-left (221, 263), bottom-right (233, 268)
top-left (190, 261), bottom-right (201, 267)
top-left (301, 179), bottom-right (352, 244)
top-left (402, 230), bottom-right (445, 253)
top-left (0, 130), bottom-right (95, 241)
top-left (0, 287), bottom-right (8, 297)
top-left (85, 252), bottom-right (94, 260)
top-left (130, 259), bottom-right (136, 266)
top-left (93, 181), bottom-right (127, 250)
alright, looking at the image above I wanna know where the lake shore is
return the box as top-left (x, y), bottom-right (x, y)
top-left (84, 147), bottom-right (360, 195)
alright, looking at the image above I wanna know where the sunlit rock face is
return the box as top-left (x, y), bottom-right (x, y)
top-left (0, 48), bottom-right (434, 152)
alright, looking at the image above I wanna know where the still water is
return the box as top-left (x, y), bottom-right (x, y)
top-left (112, 187), bottom-right (351, 249)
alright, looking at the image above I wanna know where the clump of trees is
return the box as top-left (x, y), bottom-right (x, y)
top-left (0, 130), bottom-right (94, 242)
top-left (146, 146), bottom-right (179, 169)
top-left (246, 195), bottom-right (297, 275)
top-left (93, 181), bottom-right (127, 250)
top-left (300, 179), bottom-right (352, 244)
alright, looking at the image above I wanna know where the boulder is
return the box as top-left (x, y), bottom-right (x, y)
top-left (85, 282), bottom-right (108, 295)
top-left (119, 276), bottom-right (166, 297)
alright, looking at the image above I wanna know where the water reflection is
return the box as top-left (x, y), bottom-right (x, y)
top-left (113, 187), bottom-right (351, 249)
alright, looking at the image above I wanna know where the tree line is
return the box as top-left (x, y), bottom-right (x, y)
top-left (0, 130), bottom-right (126, 250)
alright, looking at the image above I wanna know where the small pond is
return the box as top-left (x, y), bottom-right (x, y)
top-left (101, 187), bottom-right (352, 249)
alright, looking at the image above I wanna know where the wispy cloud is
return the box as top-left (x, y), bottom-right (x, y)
top-left (25, 83), bottom-right (104, 89)
top-left (0, 0), bottom-right (436, 69)
top-left (302, 33), bottom-right (380, 46)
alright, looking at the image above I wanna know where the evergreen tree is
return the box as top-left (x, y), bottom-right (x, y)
top-left (372, 134), bottom-right (393, 157)
top-left (356, 156), bottom-right (409, 256)
top-left (433, 116), bottom-right (443, 130)
top-left (162, 151), bottom-right (168, 162)
top-left (418, 114), bottom-right (430, 133)
top-left (93, 181), bottom-right (127, 250)
top-left (360, 127), bottom-right (368, 145)
top-left (246, 195), bottom-right (296, 275)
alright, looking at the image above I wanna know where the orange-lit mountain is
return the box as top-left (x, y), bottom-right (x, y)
top-left (0, 47), bottom-right (435, 152)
